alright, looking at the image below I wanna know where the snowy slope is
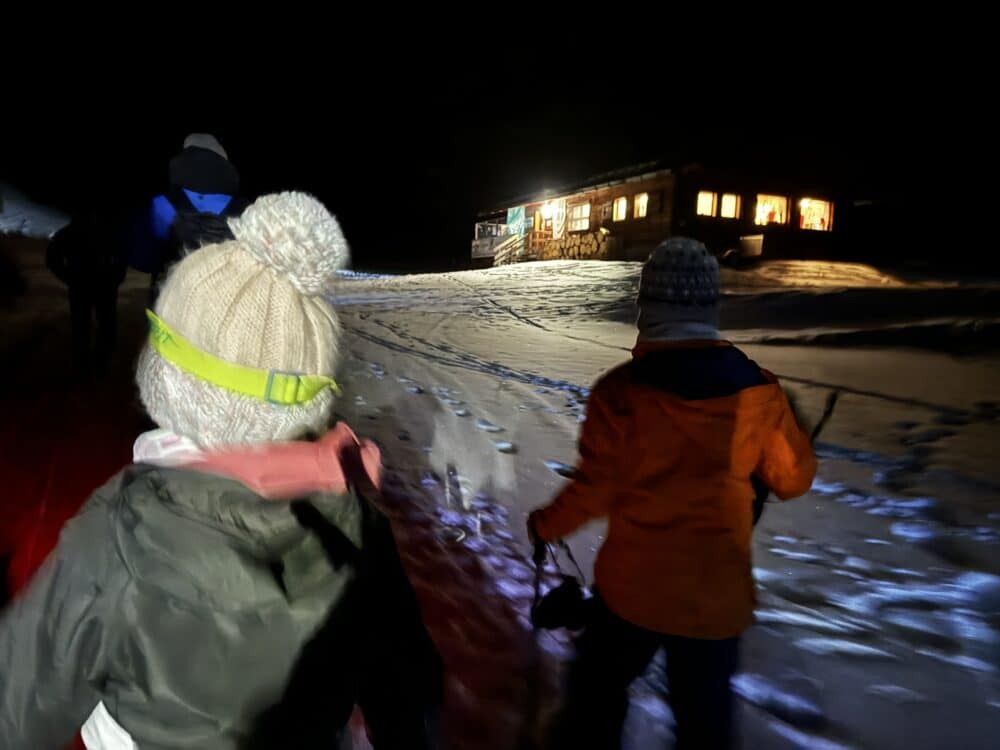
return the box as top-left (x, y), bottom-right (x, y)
top-left (0, 184), bottom-right (68, 238)
top-left (329, 262), bottom-right (1000, 749)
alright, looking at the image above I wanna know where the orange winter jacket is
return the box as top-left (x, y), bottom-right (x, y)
top-left (531, 341), bottom-right (816, 639)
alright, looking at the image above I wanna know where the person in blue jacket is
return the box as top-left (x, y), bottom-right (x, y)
top-left (130, 134), bottom-right (248, 301)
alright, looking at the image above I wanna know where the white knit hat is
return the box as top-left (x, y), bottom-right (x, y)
top-left (137, 192), bottom-right (350, 448)
top-left (637, 237), bottom-right (721, 342)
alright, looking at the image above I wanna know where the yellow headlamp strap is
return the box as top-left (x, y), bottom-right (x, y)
top-left (146, 309), bottom-right (339, 405)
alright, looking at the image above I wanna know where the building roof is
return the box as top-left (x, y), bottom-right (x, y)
top-left (479, 160), bottom-right (673, 217)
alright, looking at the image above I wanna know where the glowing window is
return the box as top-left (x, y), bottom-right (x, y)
top-left (799, 198), bottom-right (834, 231)
top-left (633, 193), bottom-right (649, 219)
top-left (754, 195), bottom-right (788, 225)
top-left (720, 193), bottom-right (741, 219)
top-left (568, 203), bottom-right (591, 232)
top-left (613, 196), bottom-right (628, 222)
top-left (696, 191), bottom-right (717, 217)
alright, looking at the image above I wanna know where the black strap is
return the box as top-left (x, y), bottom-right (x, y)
top-left (557, 540), bottom-right (586, 583)
top-left (276, 490), bottom-right (441, 749)
top-left (531, 544), bottom-right (545, 618)
top-left (810, 390), bottom-right (840, 442)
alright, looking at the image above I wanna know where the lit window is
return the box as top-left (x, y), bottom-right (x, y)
top-left (613, 196), bottom-right (628, 222)
top-left (568, 203), bottom-right (591, 232)
top-left (634, 193), bottom-right (649, 219)
top-left (799, 198), bottom-right (834, 231)
top-left (754, 195), bottom-right (788, 225)
top-left (696, 191), bottom-right (717, 217)
top-left (720, 193), bottom-right (741, 219)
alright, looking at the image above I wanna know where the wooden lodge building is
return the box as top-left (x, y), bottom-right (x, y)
top-left (471, 160), bottom-right (884, 267)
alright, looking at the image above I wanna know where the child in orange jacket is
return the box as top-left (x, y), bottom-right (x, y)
top-left (529, 237), bottom-right (816, 750)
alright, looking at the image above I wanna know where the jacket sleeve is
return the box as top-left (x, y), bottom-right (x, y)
top-left (755, 388), bottom-right (817, 500)
top-left (0, 497), bottom-right (125, 749)
top-left (531, 376), bottom-right (629, 541)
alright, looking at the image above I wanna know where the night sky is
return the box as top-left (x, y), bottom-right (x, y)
top-left (0, 56), bottom-right (977, 271)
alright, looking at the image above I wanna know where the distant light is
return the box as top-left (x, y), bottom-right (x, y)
top-left (720, 193), bottom-right (741, 219)
top-left (696, 191), bottom-right (717, 217)
top-left (634, 192), bottom-right (649, 219)
top-left (798, 197), bottom-right (834, 231)
top-left (754, 195), bottom-right (788, 226)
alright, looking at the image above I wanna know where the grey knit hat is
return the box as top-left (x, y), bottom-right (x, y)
top-left (637, 237), bottom-right (721, 342)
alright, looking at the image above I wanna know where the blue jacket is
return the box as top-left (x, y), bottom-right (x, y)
top-left (127, 146), bottom-right (247, 274)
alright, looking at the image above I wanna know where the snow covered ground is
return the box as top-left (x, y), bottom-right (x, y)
top-left (328, 261), bottom-right (1000, 749)
top-left (0, 184), bottom-right (68, 238)
top-left (3, 190), bottom-right (998, 748)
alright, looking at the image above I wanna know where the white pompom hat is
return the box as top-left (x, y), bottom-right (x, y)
top-left (136, 192), bottom-right (350, 448)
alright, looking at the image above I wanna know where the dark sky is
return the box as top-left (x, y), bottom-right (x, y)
top-left (0, 57), bottom-right (977, 271)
